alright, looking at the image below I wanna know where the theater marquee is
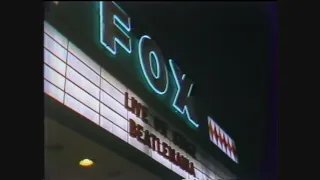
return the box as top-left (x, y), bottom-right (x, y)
top-left (44, 1), bottom-right (238, 180)
top-left (43, 21), bottom-right (221, 180)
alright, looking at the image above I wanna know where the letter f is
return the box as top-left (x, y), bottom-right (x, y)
top-left (99, 1), bottom-right (132, 55)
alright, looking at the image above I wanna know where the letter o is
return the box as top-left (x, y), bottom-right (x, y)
top-left (138, 35), bottom-right (169, 95)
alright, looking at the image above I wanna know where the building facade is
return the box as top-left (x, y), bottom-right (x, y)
top-left (44, 2), bottom-right (238, 180)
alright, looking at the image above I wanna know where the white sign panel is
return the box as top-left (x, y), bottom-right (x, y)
top-left (44, 21), bottom-right (223, 180)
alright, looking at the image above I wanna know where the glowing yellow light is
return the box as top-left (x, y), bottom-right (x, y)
top-left (79, 158), bottom-right (94, 167)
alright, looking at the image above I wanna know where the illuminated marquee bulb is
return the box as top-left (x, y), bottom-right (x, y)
top-left (208, 121), bottom-right (213, 140)
top-left (79, 158), bottom-right (94, 167)
top-left (211, 123), bottom-right (216, 138)
top-left (220, 132), bottom-right (224, 141)
top-left (210, 122), bottom-right (218, 144)
top-left (230, 142), bottom-right (237, 158)
top-left (225, 137), bottom-right (230, 155)
top-left (231, 142), bottom-right (238, 161)
top-left (208, 121), bottom-right (212, 140)
top-left (229, 138), bottom-right (233, 149)
top-left (229, 140), bottom-right (233, 150)
top-left (225, 136), bottom-right (229, 147)
top-left (220, 132), bottom-right (226, 152)
top-left (230, 139), bottom-right (234, 148)
top-left (216, 128), bottom-right (223, 148)
top-left (216, 127), bottom-right (220, 138)
top-left (211, 123), bottom-right (215, 132)
top-left (232, 142), bottom-right (237, 153)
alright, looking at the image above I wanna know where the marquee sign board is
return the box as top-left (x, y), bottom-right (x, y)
top-left (43, 21), bottom-right (223, 179)
top-left (44, 2), bottom-right (238, 179)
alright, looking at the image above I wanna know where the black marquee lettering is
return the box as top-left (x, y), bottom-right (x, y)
top-left (130, 119), bottom-right (195, 176)
top-left (154, 117), bottom-right (167, 137)
top-left (144, 130), bottom-right (151, 148)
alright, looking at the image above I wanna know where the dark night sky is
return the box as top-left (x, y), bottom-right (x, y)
top-left (117, 2), bottom-right (277, 180)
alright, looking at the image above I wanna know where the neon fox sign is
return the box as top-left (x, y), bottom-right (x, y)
top-left (99, 1), bottom-right (199, 128)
